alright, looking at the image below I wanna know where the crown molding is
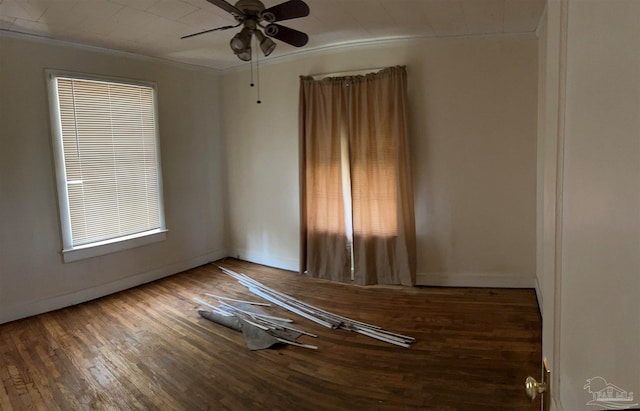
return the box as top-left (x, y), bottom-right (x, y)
top-left (219, 31), bottom-right (537, 73)
top-left (2, 28), bottom-right (536, 74)
top-left (0, 28), bottom-right (222, 75)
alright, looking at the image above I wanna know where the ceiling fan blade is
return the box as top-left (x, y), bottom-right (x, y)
top-left (261, 0), bottom-right (309, 22)
top-left (205, 0), bottom-right (245, 18)
top-left (181, 23), bottom-right (241, 39)
top-left (265, 23), bottom-right (308, 47)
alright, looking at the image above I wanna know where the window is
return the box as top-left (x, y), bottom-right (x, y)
top-left (47, 71), bottom-right (166, 262)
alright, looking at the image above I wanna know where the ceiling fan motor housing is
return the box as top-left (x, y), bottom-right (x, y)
top-left (235, 0), bottom-right (265, 15)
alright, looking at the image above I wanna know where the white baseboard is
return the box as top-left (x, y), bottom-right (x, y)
top-left (228, 248), bottom-right (298, 272)
top-left (0, 249), bottom-right (227, 325)
top-left (416, 272), bottom-right (536, 288)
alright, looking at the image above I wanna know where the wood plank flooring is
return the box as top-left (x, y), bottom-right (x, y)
top-left (0, 259), bottom-right (542, 410)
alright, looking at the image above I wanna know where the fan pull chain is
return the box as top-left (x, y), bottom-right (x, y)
top-left (256, 45), bottom-right (261, 104)
top-left (250, 50), bottom-right (254, 88)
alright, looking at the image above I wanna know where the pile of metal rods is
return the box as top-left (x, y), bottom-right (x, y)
top-left (194, 295), bottom-right (319, 349)
top-left (218, 266), bottom-right (416, 348)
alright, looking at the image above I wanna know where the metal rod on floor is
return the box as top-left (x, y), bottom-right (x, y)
top-left (204, 293), bottom-right (271, 307)
top-left (217, 265), bottom-right (416, 347)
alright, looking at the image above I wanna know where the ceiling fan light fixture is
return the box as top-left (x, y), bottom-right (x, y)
top-left (230, 27), bottom-right (252, 52)
top-left (230, 36), bottom-right (245, 51)
top-left (255, 30), bottom-right (276, 56)
top-left (236, 48), bottom-right (252, 61)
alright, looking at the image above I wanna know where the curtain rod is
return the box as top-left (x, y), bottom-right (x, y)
top-left (308, 67), bottom-right (386, 80)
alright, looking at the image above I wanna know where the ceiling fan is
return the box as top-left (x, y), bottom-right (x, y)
top-left (182, 0), bottom-right (310, 61)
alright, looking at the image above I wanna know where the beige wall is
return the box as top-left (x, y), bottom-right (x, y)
top-left (221, 34), bottom-right (539, 286)
top-left (558, 0), bottom-right (640, 408)
top-left (0, 34), bottom-right (226, 324)
top-left (0, 32), bottom-right (539, 319)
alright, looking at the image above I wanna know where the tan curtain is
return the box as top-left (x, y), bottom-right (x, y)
top-left (299, 66), bottom-right (416, 285)
top-left (299, 77), bottom-right (351, 282)
top-left (348, 67), bottom-right (416, 285)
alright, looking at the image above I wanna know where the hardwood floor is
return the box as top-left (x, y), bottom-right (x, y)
top-left (0, 259), bottom-right (542, 410)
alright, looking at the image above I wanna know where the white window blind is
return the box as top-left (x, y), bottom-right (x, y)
top-left (49, 74), bottom-right (165, 258)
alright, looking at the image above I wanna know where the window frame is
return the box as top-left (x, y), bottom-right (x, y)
top-left (46, 70), bottom-right (167, 263)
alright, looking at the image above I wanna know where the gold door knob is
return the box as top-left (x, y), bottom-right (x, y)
top-left (525, 376), bottom-right (548, 400)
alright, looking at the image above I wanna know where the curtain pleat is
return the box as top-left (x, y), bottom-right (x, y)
top-left (299, 66), bottom-right (416, 285)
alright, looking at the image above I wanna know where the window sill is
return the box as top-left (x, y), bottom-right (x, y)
top-left (62, 229), bottom-right (168, 263)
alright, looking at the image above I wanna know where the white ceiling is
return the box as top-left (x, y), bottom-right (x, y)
top-left (0, 0), bottom-right (545, 70)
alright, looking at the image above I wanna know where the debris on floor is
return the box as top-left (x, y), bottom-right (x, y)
top-left (217, 266), bottom-right (416, 348)
top-left (194, 297), bottom-right (318, 350)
